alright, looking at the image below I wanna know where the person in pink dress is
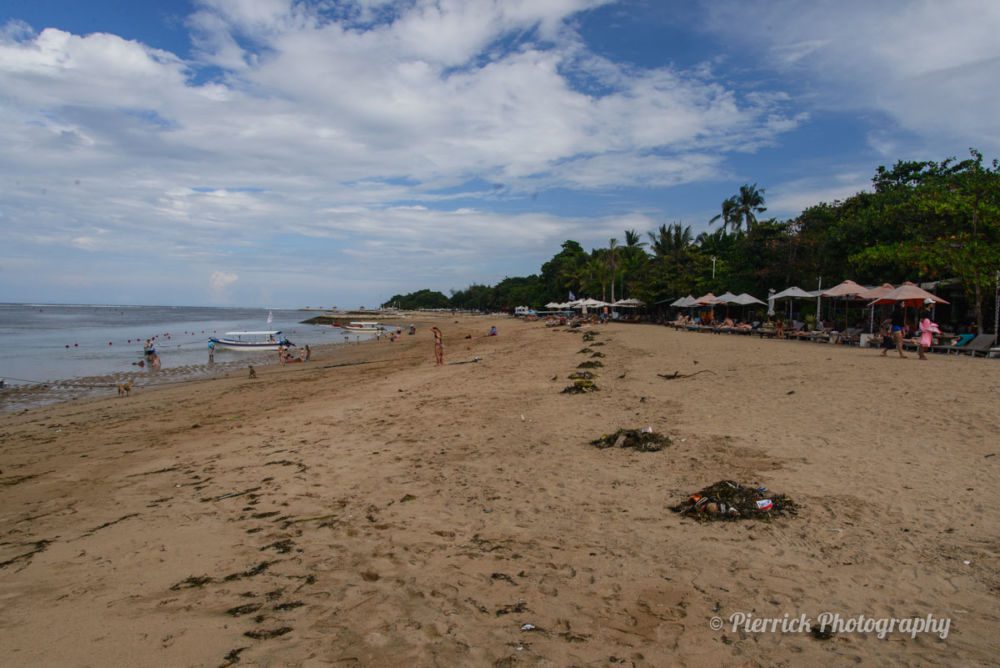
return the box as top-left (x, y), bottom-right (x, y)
top-left (917, 317), bottom-right (941, 361)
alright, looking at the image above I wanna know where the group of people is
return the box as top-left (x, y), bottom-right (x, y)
top-left (879, 314), bottom-right (940, 360)
top-left (278, 344), bottom-right (310, 364)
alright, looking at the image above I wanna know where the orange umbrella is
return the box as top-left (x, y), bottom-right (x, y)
top-left (821, 279), bottom-right (867, 298)
top-left (869, 281), bottom-right (949, 308)
top-left (858, 282), bottom-right (895, 299)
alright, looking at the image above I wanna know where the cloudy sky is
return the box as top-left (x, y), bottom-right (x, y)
top-left (2, 0), bottom-right (997, 307)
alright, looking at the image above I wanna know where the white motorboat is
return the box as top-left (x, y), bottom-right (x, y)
top-left (339, 321), bottom-right (384, 333)
top-left (209, 330), bottom-right (292, 351)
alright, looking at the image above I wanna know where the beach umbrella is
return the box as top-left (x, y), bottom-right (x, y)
top-left (613, 298), bottom-right (645, 307)
top-left (858, 283), bottom-right (895, 333)
top-left (820, 279), bottom-right (867, 298)
top-left (694, 292), bottom-right (721, 305)
top-left (858, 283), bottom-right (895, 300)
top-left (869, 282), bottom-right (948, 307)
top-left (820, 279), bottom-right (868, 328)
top-left (544, 302), bottom-right (561, 309)
top-left (870, 282), bottom-right (948, 330)
top-left (771, 286), bottom-right (815, 320)
top-left (732, 293), bottom-right (766, 306)
top-left (771, 286), bottom-right (815, 300)
top-left (714, 291), bottom-right (740, 304)
top-left (671, 295), bottom-right (696, 308)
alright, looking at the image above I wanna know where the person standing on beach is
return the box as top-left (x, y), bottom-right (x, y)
top-left (880, 311), bottom-right (907, 358)
top-left (917, 316), bottom-right (940, 361)
top-left (431, 326), bottom-right (444, 366)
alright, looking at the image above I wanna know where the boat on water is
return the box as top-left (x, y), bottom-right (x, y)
top-left (209, 330), bottom-right (292, 351)
top-left (339, 321), bottom-right (384, 333)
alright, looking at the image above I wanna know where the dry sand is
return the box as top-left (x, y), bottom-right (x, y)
top-left (1, 316), bottom-right (998, 666)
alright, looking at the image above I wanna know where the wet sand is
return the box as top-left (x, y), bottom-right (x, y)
top-left (1, 316), bottom-right (998, 666)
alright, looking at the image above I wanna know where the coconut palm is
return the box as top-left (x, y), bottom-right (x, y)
top-left (734, 183), bottom-right (767, 231)
top-left (648, 223), bottom-right (693, 256)
top-left (709, 197), bottom-right (740, 234)
top-left (607, 238), bottom-right (620, 303)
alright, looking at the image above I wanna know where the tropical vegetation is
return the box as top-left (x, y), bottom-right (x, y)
top-left (383, 150), bottom-right (1000, 332)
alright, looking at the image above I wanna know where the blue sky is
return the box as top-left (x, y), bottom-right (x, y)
top-left (1, 0), bottom-right (997, 308)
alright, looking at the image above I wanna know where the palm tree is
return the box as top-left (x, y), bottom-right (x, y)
top-left (710, 184), bottom-right (767, 234)
top-left (606, 238), bottom-right (620, 303)
top-left (648, 222), bottom-right (694, 256)
top-left (709, 197), bottom-right (740, 234)
top-left (734, 183), bottom-right (766, 231)
top-left (623, 228), bottom-right (646, 250)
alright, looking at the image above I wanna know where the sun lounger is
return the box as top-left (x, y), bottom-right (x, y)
top-left (835, 328), bottom-right (861, 345)
top-left (931, 333), bottom-right (974, 353)
top-left (956, 334), bottom-right (998, 357)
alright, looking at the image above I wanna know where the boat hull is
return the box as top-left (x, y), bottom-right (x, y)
top-left (209, 338), bottom-right (285, 351)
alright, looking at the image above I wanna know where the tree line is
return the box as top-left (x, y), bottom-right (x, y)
top-left (383, 150), bottom-right (1000, 331)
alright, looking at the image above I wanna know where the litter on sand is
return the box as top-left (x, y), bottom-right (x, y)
top-left (671, 480), bottom-right (798, 521)
top-left (562, 379), bottom-right (598, 394)
top-left (591, 427), bottom-right (670, 452)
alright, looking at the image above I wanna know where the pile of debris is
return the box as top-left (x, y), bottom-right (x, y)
top-left (562, 379), bottom-right (598, 394)
top-left (591, 428), bottom-right (670, 452)
top-left (672, 480), bottom-right (798, 521)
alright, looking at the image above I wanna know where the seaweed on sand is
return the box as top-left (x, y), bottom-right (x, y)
top-left (578, 348), bottom-right (594, 354)
top-left (567, 371), bottom-right (595, 380)
top-left (576, 360), bottom-right (603, 369)
top-left (170, 575), bottom-right (214, 590)
top-left (582, 332), bottom-right (598, 342)
top-left (671, 480), bottom-right (798, 521)
top-left (562, 379), bottom-right (598, 394)
top-left (591, 428), bottom-right (670, 452)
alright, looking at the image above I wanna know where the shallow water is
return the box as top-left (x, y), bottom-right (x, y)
top-left (0, 303), bottom-right (373, 387)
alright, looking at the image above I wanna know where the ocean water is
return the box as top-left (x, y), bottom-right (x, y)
top-left (0, 303), bottom-right (373, 386)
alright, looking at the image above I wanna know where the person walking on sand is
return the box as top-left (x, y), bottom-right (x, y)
top-left (880, 312), bottom-right (907, 358)
top-left (917, 316), bottom-right (940, 361)
top-left (431, 326), bottom-right (444, 366)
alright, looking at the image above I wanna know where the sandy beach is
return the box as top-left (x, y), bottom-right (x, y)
top-left (1, 316), bottom-right (998, 666)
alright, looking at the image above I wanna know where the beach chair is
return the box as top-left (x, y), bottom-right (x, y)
top-left (931, 333), bottom-right (974, 354)
top-left (956, 334), bottom-right (998, 357)
top-left (835, 328), bottom-right (861, 345)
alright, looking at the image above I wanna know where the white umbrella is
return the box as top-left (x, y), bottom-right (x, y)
top-left (771, 286), bottom-right (815, 300)
top-left (771, 286), bottom-right (816, 321)
top-left (714, 291), bottom-right (740, 304)
top-left (614, 298), bottom-right (645, 307)
top-left (732, 293), bottom-right (766, 306)
top-left (670, 295), bottom-right (695, 307)
top-left (544, 302), bottom-right (561, 309)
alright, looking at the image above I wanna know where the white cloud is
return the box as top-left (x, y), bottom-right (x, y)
top-left (701, 0), bottom-right (1000, 155)
top-left (209, 270), bottom-right (239, 295)
top-left (768, 173), bottom-right (872, 217)
top-left (0, 1), bottom-right (803, 305)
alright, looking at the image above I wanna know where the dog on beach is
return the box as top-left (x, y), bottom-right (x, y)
top-left (248, 365), bottom-right (257, 379)
top-left (116, 380), bottom-right (133, 397)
